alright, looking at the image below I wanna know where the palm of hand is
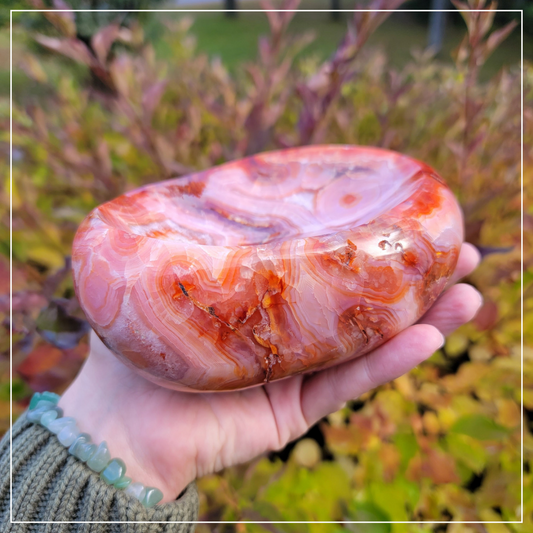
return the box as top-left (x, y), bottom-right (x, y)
top-left (62, 243), bottom-right (481, 501)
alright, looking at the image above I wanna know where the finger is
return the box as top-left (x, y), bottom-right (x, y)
top-left (301, 324), bottom-right (444, 427)
top-left (446, 242), bottom-right (481, 288)
top-left (417, 283), bottom-right (483, 336)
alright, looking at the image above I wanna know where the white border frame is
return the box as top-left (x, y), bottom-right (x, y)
top-left (9, 5), bottom-right (524, 526)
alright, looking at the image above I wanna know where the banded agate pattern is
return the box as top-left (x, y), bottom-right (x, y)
top-left (72, 145), bottom-right (463, 392)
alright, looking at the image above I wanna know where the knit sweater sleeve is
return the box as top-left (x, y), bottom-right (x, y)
top-left (0, 412), bottom-right (199, 531)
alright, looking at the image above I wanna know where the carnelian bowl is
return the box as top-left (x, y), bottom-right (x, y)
top-left (72, 145), bottom-right (463, 392)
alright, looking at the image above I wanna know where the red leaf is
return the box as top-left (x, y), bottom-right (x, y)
top-left (17, 344), bottom-right (63, 377)
top-left (407, 449), bottom-right (460, 484)
top-left (91, 23), bottom-right (120, 65)
top-left (478, 5), bottom-right (497, 40)
top-left (34, 35), bottom-right (95, 66)
top-left (473, 300), bottom-right (498, 331)
top-left (1, 292), bottom-right (47, 314)
top-left (142, 80), bottom-right (168, 121)
top-left (464, 220), bottom-right (483, 244)
top-left (485, 20), bottom-right (518, 59)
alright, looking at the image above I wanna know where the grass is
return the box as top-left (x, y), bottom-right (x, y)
top-left (161, 5), bottom-right (528, 80)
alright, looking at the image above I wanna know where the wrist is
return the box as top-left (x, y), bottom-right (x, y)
top-left (57, 335), bottom-right (189, 504)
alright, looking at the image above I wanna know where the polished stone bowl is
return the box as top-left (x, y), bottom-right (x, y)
top-left (72, 145), bottom-right (463, 392)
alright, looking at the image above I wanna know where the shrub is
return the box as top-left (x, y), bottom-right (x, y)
top-left (0, 0), bottom-right (530, 528)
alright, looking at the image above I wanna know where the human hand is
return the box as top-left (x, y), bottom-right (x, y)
top-left (59, 243), bottom-right (482, 503)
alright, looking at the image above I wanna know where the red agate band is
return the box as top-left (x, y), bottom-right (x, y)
top-left (72, 145), bottom-right (463, 392)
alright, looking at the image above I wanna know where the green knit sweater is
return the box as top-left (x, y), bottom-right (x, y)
top-left (0, 412), bottom-right (199, 531)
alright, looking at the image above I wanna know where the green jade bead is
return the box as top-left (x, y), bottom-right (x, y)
top-left (57, 424), bottom-right (80, 447)
top-left (40, 391), bottom-right (60, 405)
top-left (142, 487), bottom-right (164, 508)
top-left (114, 476), bottom-right (132, 490)
top-left (29, 393), bottom-right (42, 410)
top-left (48, 417), bottom-right (76, 435)
top-left (49, 406), bottom-right (63, 418)
top-left (87, 441), bottom-right (111, 473)
top-left (40, 409), bottom-right (62, 428)
top-left (29, 392), bottom-right (59, 410)
top-left (27, 405), bottom-right (53, 423)
top-left (69, 433), bottom-right (91, 457)
top-left (34, 399), bottom-right (56, 411)
top-left (101, 458), bottom-right (126, 485)
top-left (76, 442), bottom-right (97, 462)
top-left (125, 482), bottom-right (146, 502)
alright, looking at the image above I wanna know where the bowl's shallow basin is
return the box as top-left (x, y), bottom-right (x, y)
top-left (72, 145), bottom-right (463, 392)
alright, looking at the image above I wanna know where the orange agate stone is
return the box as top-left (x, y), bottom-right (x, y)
top-left (72, 146), bottom-right (463, 392)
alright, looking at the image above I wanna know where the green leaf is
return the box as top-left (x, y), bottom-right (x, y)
top-left (392, 432), bottom-right (418, 470)
top-left (0, 378), bottom-right (30, 402)
top-left (445, 332), bottom-right (469, 357)
top-left (26, 246), bottom-right (65, 270)
top-left (345, 501), bottom-right (391, 533)
top-left (450, 415), bottom-right (510, 441)
top-left (514, 268), bottom-right (533, 291)
top-left (368, 480), bottom-right (418, 521)
top-left (447, 433), bottom-right (487, 473)
top-left (261, 462), bottom-right (350, 521)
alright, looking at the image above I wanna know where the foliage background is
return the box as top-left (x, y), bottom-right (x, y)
top-left (1, 0), bottom-right (531, 531)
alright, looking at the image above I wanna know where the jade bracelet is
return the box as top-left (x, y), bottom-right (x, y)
top-left (27, 391), bottom-right (163, 508)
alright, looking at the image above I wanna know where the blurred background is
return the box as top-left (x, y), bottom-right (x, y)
top-left (0, 0), bottom-right (531, 530)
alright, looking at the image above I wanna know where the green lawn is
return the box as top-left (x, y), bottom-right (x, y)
top-left (156, 2), bottom-right (529, 80)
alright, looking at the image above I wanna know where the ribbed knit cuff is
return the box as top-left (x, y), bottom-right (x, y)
top-left (0, 412), bottom-right (199, 531)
